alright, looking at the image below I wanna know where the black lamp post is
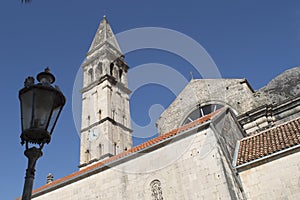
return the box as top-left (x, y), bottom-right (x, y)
top-left (19, 68), bottom-right (65, 200)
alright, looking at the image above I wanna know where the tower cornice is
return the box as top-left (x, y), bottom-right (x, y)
top-left (82, 43), bottom-right (122, 69)
top-left (80, 117), bottom-right (133, 133)
top-left (86, 40), bottom-right (123, 58)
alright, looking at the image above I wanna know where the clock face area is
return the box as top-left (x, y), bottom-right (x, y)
top-left (182, 104), bottom-right (223, 125)
top-left (89, 128), bottom-right (99, 141)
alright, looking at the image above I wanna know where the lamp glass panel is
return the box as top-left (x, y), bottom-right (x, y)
top-left (47, 105), bottom-right (61, 134)
top-left (20, 90), bottom-right (34, 131)
top-left (32, 88), bottom-right (55, 130)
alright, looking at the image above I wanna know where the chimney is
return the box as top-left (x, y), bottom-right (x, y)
top-left (47, 173), bottom-right (54, 184)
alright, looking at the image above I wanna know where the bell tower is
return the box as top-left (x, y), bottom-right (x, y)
top-left (79, 16), bottom-right (132, 168)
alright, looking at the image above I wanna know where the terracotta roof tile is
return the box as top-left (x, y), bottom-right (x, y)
top-left (236, 117), bottom-right (300, 166)
top-left (26, 109), bottom-right (220, 198)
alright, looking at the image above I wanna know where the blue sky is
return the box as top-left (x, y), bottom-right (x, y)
top-left (1, 0), bottom-right (300, 199)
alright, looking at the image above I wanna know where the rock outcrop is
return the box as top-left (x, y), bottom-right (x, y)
top-left (258, 66), bottom-right (300, 104)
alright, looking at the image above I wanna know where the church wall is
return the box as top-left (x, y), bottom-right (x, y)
top-left (33, 127), bottom-right (241, 200)
top-left (238, 150), bottom-right (300, 199)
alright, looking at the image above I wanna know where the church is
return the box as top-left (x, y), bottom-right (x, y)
top-left (26, 16), bottom-right (300, 200)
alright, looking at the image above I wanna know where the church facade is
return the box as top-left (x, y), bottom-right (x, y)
top-left (27, 17), bottom-right (300, 200)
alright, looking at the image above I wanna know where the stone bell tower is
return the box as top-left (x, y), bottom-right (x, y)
top-left (79, 16), bottom-right (132, 167)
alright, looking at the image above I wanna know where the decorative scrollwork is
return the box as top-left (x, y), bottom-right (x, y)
top-left (150, 179), bottom-right (163, 200)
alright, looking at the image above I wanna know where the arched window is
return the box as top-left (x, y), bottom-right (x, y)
top-left (119, 69), bottom-right (123, 79)
top-left (112, 109), bottom-right (115, 120)
top-left (85, 149), bottom-right (90, 163)
top-left (98, 144), bottom-right (102, 157)
top-left (98, 109), bottom-right (102, 120)
top-left (122, 115), bottom-right (126, 126)
top-left (87, 115), bottom-right (90, 126)
top-left (150, 180), bottom-right (163, 200)
top-left (110, 63), bottom-right (114, 76)
top-left (96, 62), bottom-right (103, 79)
top-left (113, 142), bottom-right (117, 155)
top-left (88, 68), bottom-right (94, 83)
top-left (113, 67), bottom-right (119, 80)
top-left (182, 104), bottom-right (224, 125)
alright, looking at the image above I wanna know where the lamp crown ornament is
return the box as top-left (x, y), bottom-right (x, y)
top-left (37, 67), bottom-right (55, 85)
top-left (24, 77), bottom-right (34, 87)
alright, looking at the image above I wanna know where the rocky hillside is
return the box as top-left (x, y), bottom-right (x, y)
top-left (258, 66), bottom-right (300, 104)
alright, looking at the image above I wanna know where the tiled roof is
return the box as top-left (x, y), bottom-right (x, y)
top-left (236, 117), bottom-right (300, 166)
top-left (26, 109), bottom-right (220, 198)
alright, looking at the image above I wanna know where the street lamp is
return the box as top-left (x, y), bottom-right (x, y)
top-left (19, 68), bottom-right (66, 200)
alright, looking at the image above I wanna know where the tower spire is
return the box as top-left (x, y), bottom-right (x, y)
top-left (80, 17), bottom-right (132, 168)
top-left (88, 16), bottom-right (122, 54)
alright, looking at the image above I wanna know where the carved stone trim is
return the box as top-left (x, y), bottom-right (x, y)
top-left (150, 179), bottom-right (163, 200)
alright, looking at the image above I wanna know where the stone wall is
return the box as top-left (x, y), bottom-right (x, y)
top-left (33, 122), bottom-right (242, 200)
top-left (238, 150), bottom-right (300, 199)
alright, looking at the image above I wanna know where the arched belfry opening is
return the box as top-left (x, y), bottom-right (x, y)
top-left (88, 68), bottom-right (94, 83)
top-left (95, 62), bottom-right (103, 79)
